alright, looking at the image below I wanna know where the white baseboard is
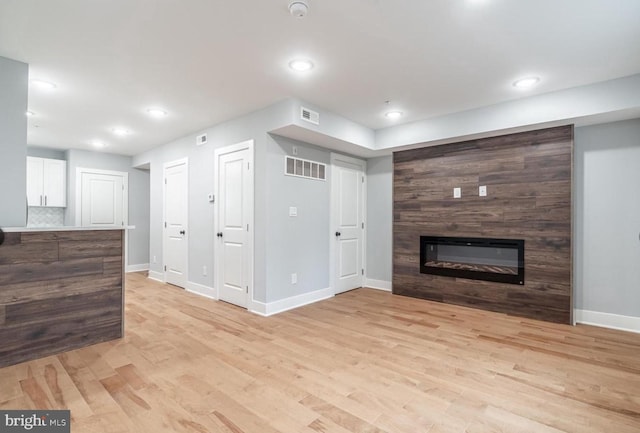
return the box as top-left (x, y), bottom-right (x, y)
top-left (575, 309), bottom-right (640, 334)
top-left (186, 281), bottom-right (217, 300)
top-left (364, 278), bottom-right (392, 292)
top-left (249, 301), bottom-right (268, 316)
top-left (249, 286), bottom-right (334, 317)
top-left (148, 270), bottom-right (164, 283)
top-left (126, 263), bottom-right (149, 273)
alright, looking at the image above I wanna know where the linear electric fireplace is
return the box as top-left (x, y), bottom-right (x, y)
top-left (420, 236), bottom-right (524, 285)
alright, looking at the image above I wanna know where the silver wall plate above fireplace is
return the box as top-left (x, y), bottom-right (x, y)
top-left (420, 236), bottom-right (525, 285)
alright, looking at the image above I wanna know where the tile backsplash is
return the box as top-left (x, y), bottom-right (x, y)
top-left (27, 207), bottom-right (65, 227)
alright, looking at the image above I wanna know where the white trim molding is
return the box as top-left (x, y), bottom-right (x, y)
top-left (249, 287), bottom-right (334, 317)
top-left (575, 309), bottom-right (640, 334)
top-left (186, 281), bottom-right (217, 300)
top-left (364, 278), bottom-right (392, 292)
top-left (148, 270), bottom-right (165, 283)
top-left (126, 263), bottom-right (149, 273)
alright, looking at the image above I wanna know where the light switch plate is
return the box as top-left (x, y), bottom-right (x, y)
top-left (479, 185), bottom-right (487, 197)
top-left (453, 187), bottom-right (461, 198)
top-left (289, 206), bottom-right (298, 217)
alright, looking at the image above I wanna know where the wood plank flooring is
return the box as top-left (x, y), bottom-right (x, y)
top-left (1, 272), bottom-right (639, 432)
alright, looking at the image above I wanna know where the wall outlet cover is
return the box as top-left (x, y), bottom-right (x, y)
top-left (479, 185), bottom-right (487, 197)
top-left (453, 187), bottom-right (462, 198)
top-left (289, 206), bottom-right (298, 217)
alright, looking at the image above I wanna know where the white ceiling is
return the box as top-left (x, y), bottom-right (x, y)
top-left (1, 0), bottom-right (639, 156)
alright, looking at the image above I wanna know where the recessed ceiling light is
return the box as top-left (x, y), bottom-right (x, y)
top-left (288, 59), bottom-right (314, 72)
top-left (91, 140), bottom-right (107, 148)
top-left (146, 108), bottom-right (168, 118)
top-left (112, 128), bottom-right (130, 136)
top-left (30, 79), bottom-right (57, 90)
top-left (385, 111), bottom-right (404, 120)
top-left (26, 111), bottom-right (35, 116)
top-left (513, 76), bottom-right (540, 89)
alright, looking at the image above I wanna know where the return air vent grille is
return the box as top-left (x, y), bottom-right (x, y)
top-left (300, 107), bottom-right (319, 125)
top-left (196, 133), bottom-right (207, 146)
top-left (285, 156), bottom-right (326, 181)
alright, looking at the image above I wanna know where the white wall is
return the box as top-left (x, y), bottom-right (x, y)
top-left (0, 56), bottom-right (28, 227)
top-left (574, 118), bottom-right (640, 331)
top-left (266, 135), bottom-right (331, 301)
top-left (366, 156), bottom-right (393, 285)
top-left (27, 146), bottom-right (66, 160)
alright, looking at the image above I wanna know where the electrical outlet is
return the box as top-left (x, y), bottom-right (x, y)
top-left (153, 255), bottom-right (157, 263)
top-left (453, 187), bottom-right (461, 198)
top-left (289, 206), bottom-right (298, 217)
top-left (291, 273), bottom-right (297, 284)
top-left (479, 185), bottom-right (487, 197)
top-left (202, 266), bottom-right (207, 276)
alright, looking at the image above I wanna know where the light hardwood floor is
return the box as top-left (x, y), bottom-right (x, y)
top-left (1, 272), bottom-right (639, 432)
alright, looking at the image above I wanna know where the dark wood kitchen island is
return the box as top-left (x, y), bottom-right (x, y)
top-left (0, 227), bottom-right (124, 368)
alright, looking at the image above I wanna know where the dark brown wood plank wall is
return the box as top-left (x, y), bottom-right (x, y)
top-left (393, 125), bottom-right (573, 323)
top-left (0, 229), bottom-right (124, 367)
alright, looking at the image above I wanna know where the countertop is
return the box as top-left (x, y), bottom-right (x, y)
top-left (1, 226), bottom-right (135, 233)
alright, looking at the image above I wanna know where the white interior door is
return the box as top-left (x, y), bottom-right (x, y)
top-left (331, 154), bottom-right (366, 294)
top-left (164, 159), bottom-right (188, 288)
top-left (215, 140), bottom-right (254, 308)
top-left (80, 171), bottom-right (126, 226)
top-left (43, 159), bottom-right (67, 207)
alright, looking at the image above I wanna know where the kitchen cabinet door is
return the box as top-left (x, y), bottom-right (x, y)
top-left (26, 157), bottom-right (67, 207)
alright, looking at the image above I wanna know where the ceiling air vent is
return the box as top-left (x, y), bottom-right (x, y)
top-left (196, 133), bottom-right (207, 146)
top-left (300, 107), bottom-right (319, 125)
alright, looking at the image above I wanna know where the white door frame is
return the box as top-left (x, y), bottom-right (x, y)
top-left (163, 158), bottom-right (189, 285)
top-left (214, 139), bottom-right (254, 308)
top-left (329, 152), bottom-right (367, 294)
top-left (76, 167), bottom-right (130, 269)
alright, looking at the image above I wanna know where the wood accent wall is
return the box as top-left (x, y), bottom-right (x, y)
top-left (0, 229), bottom-right (124, 367)
top-left (393, 126), bottom-right (573, 323)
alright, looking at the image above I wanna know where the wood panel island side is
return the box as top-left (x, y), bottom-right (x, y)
top-left (0, 228), bottom-right (124, 368)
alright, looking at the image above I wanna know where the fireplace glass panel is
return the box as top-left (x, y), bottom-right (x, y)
top-left (420, 236), bottom-right (524, 285)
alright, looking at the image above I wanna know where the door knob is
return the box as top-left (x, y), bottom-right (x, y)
top-left (217, 232), bottom-right (223, 237)
top-left (180, 230), bottom-right (186, 235)
top-left (335, 231), bottom-right (341, 237)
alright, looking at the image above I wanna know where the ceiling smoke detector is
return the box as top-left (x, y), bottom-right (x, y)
top-left (289, 1), bottom-right (308, 18)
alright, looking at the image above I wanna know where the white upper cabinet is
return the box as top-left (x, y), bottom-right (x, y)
top-left (26, 157), bottom-right (67, 207)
